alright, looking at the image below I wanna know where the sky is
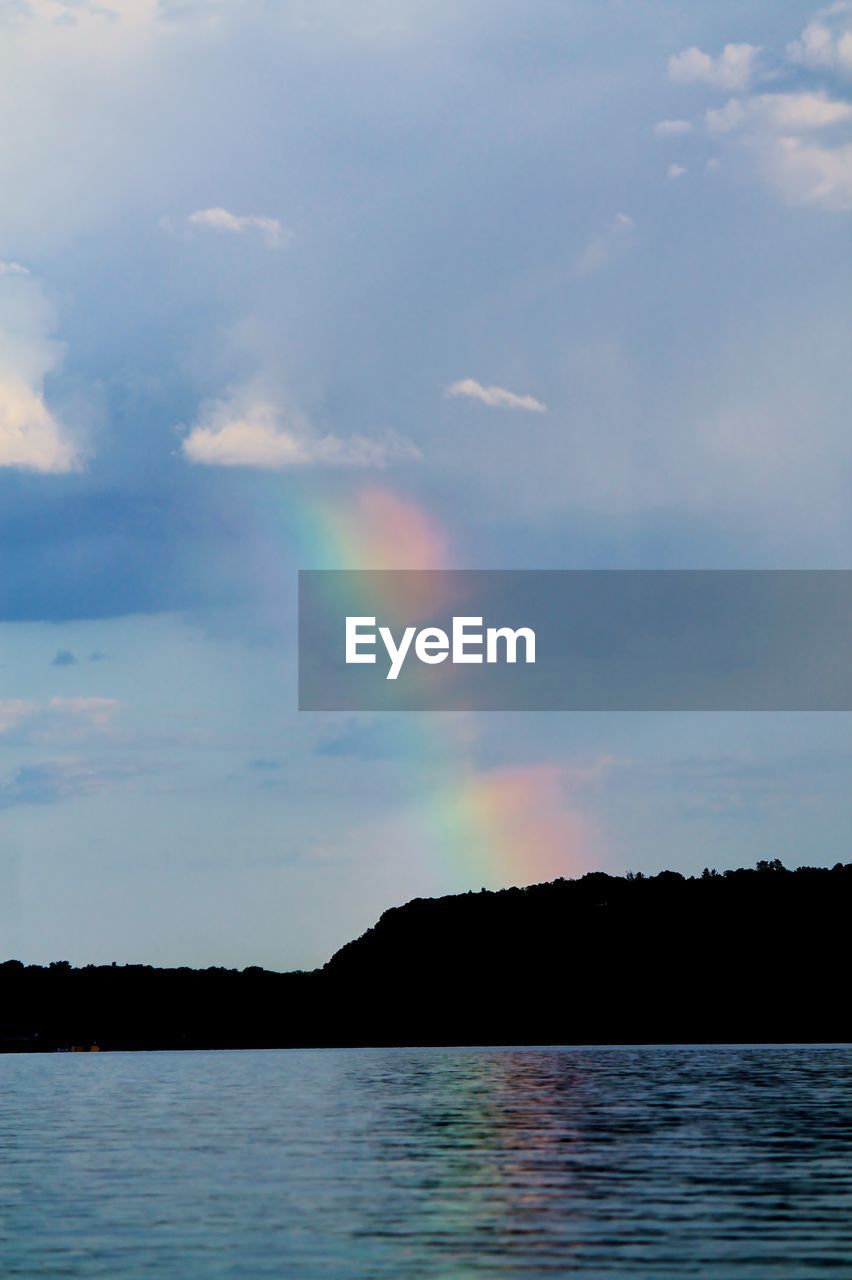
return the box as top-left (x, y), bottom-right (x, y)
top-left (0, 0), bottom-right (850, 969)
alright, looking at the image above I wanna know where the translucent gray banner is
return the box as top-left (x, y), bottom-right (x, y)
top-left (298, 570), bottom-right (852, 711)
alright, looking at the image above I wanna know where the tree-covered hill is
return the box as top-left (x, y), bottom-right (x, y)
top-left (1, 862), bottom-right (849, 1051)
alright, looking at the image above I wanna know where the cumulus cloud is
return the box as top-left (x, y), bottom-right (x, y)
top-left (181, 389), bottom-right (421, 469)
top-left (706, 90), bottom-right (852, 133)
top-left (0, 381), bottom-right (80, 472)
top-left (575, 212), bottom-right (636, 275)
top-left (185, 206), bottom-right (291, 248)
top-left (668, 42), bottom-right (761, 92)
top-left (661, 11), bottom-right (852, 215)
top-left (700, 88), bottom-right (852, 210)
top-left (445, 378), bottom-right (547, 412)
top-left (0, 274), bottom-right (82, 473)
top-left (0, 260), bottom-right (28, 275)
top-left (787, 1), bottom-right (852, 75)
top-left (764, 135), bottom-right (852, 210)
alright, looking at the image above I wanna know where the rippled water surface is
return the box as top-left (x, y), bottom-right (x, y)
top-left (1, 1045), bottom-right (850, 1277)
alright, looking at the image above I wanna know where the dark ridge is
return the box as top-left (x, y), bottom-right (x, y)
top-left (2, 861), bottom-right (850, 1051)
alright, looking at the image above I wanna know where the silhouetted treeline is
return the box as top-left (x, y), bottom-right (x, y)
top-left (2, 861), bottom-right (850, 1051)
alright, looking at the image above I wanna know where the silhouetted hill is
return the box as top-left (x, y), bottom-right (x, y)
top-left (2, 862), bottom-right (850, 1050)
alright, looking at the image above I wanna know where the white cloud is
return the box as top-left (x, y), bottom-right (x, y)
top-left (787, 2), bottom-right (852, 75)
top-left (764, 135), bottom-right (852, 210)
top-left (181, 390), bottom-right (421, 469)
top-left (0, 260), bottom-right (28, 276)
top-left (700, 87), bottom-right (852, 211)
top-left (0, 274), bottom-right (82, 473)
top-left (0, 382), bottom-right (80, 472)
top-left (661, 16), bottom-right (852, 216)
top-left (654, 118), bottom-right (694, 136)
top-left (0, 696), bottom-right (121, 744)
top-left (661, 20), bottom-right (852, 216)
top-left (445, 378), bottom-right (547, 412)
top-left (186, 206), bottom-right (291, 248)
top-left (0, 700), bottom-right (33, 735)
top-left (47, 696), bottom-right (119, 729)
top-left (706, 90), bottom-right (852, 133)
top-left (668, 163), bottom-right (687, 179)
top-left (704, 99), bottom-right (746, 134)
top-left (668, 42), bottom-right (761, 92)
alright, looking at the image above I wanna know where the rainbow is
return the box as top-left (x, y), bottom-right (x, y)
top-left (295, 486), bottom-right (452, 573)
top-left (254, 477), bottom-right (599, 893)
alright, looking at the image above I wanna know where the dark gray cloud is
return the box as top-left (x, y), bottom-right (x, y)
top-left (50, 649), bottom-right (77, 667)
top-left (0, 762), bottom-right (67, 808)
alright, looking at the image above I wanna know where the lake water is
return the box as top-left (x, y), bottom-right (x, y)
top-left (0, 1045), bottom-right (850, 1277)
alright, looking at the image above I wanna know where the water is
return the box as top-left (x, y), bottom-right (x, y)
top-left (0, 1046), bottom-right (850, 1278)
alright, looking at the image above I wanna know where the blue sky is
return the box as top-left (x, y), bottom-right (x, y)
top-left (0, 0), bottom-right (850, 968)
